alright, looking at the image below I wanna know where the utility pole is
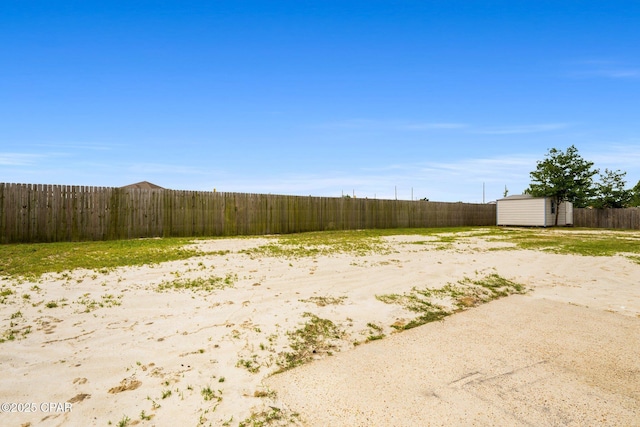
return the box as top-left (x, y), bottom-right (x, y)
top-left (483, 182), bottom-right (485, 204)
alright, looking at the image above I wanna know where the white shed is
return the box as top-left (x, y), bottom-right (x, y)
top-left (496, 194), bottom-right (573, 227)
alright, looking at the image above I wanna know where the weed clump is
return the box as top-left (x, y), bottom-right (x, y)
top-left (299, 295), bottom-right (347, 307)
top-left (157, 273), bottom-right (237, 293)
top-left (365, 322), bottom-right (385, 341)
top-left (236, 355), bottom-right (261, 373)
top-left (276, 313), bottom-right (345, 372)
top-left (201, 386), bottom-right (222, 402)
top-left (239, 406), bottom-right (301, 427)
top-left (377, 274), bottom-right (526, 330)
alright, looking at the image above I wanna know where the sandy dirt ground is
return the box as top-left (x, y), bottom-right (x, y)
top-left (0, 230), bottom-right (638, 426)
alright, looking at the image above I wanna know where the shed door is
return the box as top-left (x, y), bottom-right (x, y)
top-left (566, 203), bottom-right (573, 225)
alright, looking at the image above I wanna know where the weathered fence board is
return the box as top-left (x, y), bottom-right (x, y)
top-left (574, 207), bottom-right (640, 230)
top-left (0, 182), bottom-right (499, 243)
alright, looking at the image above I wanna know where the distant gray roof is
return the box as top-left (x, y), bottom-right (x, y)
top-left (121, 181), bottom-right (164, 190)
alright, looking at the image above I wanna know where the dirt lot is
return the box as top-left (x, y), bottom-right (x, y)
top-left (1, 229), bottom-right (638, 426)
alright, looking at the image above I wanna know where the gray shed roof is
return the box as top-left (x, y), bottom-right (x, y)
top-left (497, 194), bottom-right (537, 201)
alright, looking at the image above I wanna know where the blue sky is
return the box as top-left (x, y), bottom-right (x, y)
top-left (2, 1), bottom-right (639, 202)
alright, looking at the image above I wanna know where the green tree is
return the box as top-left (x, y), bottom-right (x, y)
top-left (527, 145), bottom-right (599, 224)
top-left (629, 180), bottom-right (640, 207)
top-left (592, 169), bottom-right (632, 208)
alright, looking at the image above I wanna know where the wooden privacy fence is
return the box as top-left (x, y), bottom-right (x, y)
top-left (574, 207), bottom-right (640, 230)
top-left (0, 183), bottom-right (497, 243)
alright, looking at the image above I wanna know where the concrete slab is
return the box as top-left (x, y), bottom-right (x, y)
top-left (266, 295), bottom-right (640, 426)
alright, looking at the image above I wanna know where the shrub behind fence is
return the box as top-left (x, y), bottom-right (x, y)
top-left (0, 183), bottom-right (497, 243)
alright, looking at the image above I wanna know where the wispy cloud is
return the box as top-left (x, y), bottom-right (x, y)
top-left (395, 122), bottom-right (469, 131)
top-left (317, 117), bottom-right (580, 138)
top-left (0, 143), bottom-right (116, 169)
top-left (0, 153), bottom-right (44, 166)
top-left (32, 142), bottom-right (116, 151)
top-left (582, 68), bottom-right (640, 79)
top-left (597, 69), bottom-right (640, 78)
top-left (422, 155), bottom-right (536, 177)
top-left (473, 123), bottom-right (571, 135)
top-left (584, 143), bottom-right (640, 184)
top-left (317, 119), bottom-right (468, 131)
top-left (569, 60), bottom-right (640, 79)
top-left (79, 144), bottom-right (640, 198)
top-left (210, 153), bottom-right (540, 202)
top-left (127, 163), bottom-right (210, 175)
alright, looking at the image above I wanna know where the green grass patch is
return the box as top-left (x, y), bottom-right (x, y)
top-left (2, 227), bottom-right (636, 281)
top-left (377, 274), bottom-right (526, 330)
top-left (627, 255), bottom-right (640, 265)
top-left (495, 229), bottom-right (640, 257)
top-left (0, 238), bottom-right (207, 280)
top-left (376, 226), bottom-right (491, 237)
top-left (405, 227), bottom-right (637, 254)
top-left (467, 273), bottom-right (526, 295)
top-left (242, 229), bottom-right (393, 258)
top-left (241, 227), bottom-right (507, 259)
